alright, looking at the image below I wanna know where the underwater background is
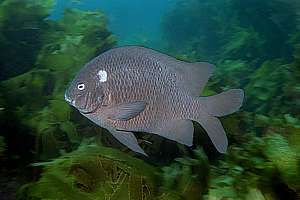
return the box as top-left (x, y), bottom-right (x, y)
top-left (0, 0), bottom-right (299, 199)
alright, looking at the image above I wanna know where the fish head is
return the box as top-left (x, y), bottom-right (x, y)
top-left (65, 69), bottom-right (104, 114)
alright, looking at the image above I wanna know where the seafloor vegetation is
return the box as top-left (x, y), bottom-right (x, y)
top-left (0, 0), bottom-right (299, 199)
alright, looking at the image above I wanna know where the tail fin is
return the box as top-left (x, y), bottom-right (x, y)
top-left (201, 89), bottom-right (244, 117)
top-left (192, 89), bottom-right (244, 153)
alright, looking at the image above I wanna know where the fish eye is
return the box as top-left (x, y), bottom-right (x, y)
top-left (77, 83), bottom-right (85, 91)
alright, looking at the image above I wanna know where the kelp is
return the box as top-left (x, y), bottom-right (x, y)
top-left (17, 142), bottom-right (158, 200)
top-left (264, 133), bottom-right (300, 190)
top-left (17, 141), bottom-right (211, 200)
top-left (283, 33), bottom-right (300, 116)
top-left (231, 0), bottom-right (297, 60)
top-left (159, 148), bottom-right (210, 200)
top-left (162, 0), bottom-right (236, 61)
top-left (244, 60), bottom-right (292, 115)
top-left (163, 0), bottom-right (300, 117)
top-left (0, 2), bottom-right (116, 160)
top-left (1, 0), bottom-right (300, 199)
top-left (0, 0), bottom-right (54, 80)
top-left (163, 0), bottom-right (297, 61)
top-left (205, 136), bottom-right (272, 200)
top-left (205, 132), bottom-right (300, 199)
top-left (17, 125), bottom-right (300, 200)
top-left (162, 1), bottom-right (300, 198)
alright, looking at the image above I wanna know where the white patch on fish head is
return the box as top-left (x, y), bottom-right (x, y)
top-left (97, 70), bottom-right (108, 83)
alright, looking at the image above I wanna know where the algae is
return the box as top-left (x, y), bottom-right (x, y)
top-left (17, 142), bottom-right (158, 200)
top-left (159, 148), bottom-right (210, 200)
top-left (0, 0), bottom-right (54, 80)
top-left (161, 1), bottom-right (300, 199)
top-left (0, 0), bottom-right (300, 199)
top-left (0, 1), bottom-right (116, 161)
top-left (17, 142), bottom-right (212, 200)
top-left (205, 130), bottom-right (300, 199)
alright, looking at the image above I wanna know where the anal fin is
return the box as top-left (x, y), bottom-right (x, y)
top-left (151, 119), bottom-right (194, 146)
top-left (110, 129), bottom-right (147, 156)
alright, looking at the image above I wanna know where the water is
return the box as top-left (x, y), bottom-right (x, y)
top-left (0, 0), bottom-right (299, 199)
top-left (51, 0), bottom-right (173, 47)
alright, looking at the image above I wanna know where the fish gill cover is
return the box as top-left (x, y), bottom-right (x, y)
top-left (0, 0), bottom-right (299, 200)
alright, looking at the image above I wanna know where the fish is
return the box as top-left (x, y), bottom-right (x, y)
top-left (65, 46), bottom-right (244, 156)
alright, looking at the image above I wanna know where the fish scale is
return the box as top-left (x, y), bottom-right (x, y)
top-left (65, 46), bottom-right (244, 155)
top-left (107, 63), bottom-right (179, 131)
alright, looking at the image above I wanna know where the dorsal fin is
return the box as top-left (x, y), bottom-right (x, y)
top-left (171, 61), bottom-right (215, 96)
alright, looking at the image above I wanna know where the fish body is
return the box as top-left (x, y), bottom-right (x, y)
top-left (65, 46), bottom-right (244, 156)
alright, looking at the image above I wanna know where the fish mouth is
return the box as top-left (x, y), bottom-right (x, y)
top-left (64, 93), bottom-right (77, 109)
top-left (64, 93), bottom-right (72, 104)
top-left (64, 92), bottom-right (99, 114)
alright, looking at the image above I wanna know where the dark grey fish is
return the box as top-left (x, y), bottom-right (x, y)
top-left (65, 46), bottom-right (244, 156)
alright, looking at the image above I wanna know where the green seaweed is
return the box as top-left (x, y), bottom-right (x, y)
top-left (0, 0), bottom-right (54, 80)
top-left (205, 114), bottom-right (300, 199)
top-left (1, 0), bottom-right (300, 199)
top-left (17, 142), bottom-right (158, 200)
top-left (163, 0), bottom-right (298, 61)
top-left (264, 133), bottom-right (300, 190)
top-left (0, 3), bottom-right (116, 160)
top-left (159, 148), bottom-right (210, 200)
top-left (17, 142), bottom-right (212, 200)
top-left (245, 60), bottom-right (291, 114)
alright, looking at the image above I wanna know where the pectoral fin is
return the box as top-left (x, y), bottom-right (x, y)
top-left (110, 129), bottom-right (147, 156)
top-left (107, 101), bottom-right (147, 121)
